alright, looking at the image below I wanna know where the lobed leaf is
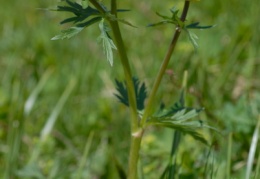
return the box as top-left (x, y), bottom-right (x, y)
top-left (148, 7), bottom-right (183, 28)
top-left (105, 13), bottom-right (137, 28)
top-left (55, 0), bottom-right (100, 25)
top-left (186, 22), bottom-right (214, 29)
top-left (185, 29), bottom-right (199, 50)
top-left (151, 108), bottom-right (202, 123)
top-left (98, 19), bottom-right (117, 66)
top-left (114, 77), bottom-right (147, 111)
top-left (51, 26), bottom-right (84, 40)
top-left (148, 20), bottom-right (175, 27)
top-left (147, 90), bottom-right (208, 145)
top-left (172, 109), bottom-right (200, 121)
top-left (115, 79), bottom-right (129, 107)
top-left (76, 16), bottom-right (102, 27)
top-left (65, 0), bottom-right (82, 9)
top-left (147, 120), bottom-right (208, 145)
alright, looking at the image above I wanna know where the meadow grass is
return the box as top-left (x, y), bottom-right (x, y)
top-left (0, 0), bottom-right (260, 178)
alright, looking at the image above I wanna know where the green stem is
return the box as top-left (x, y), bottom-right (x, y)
top-left (141, 1), bottom-right (190, 126)
top-left (89, 0), bottom-right (138, 131)
top-left (128, 129), bottom-right (144, 179)
top-left (109, 1), bottom-right (139, 131)
top-left (109, 2), bottom-right (143, 178)
top-left (227, 133), bottom-right (232, 179)
top-left (90, 1), bottom-right (190, 179)
top-left (90, 1), bottom-right (141, 178)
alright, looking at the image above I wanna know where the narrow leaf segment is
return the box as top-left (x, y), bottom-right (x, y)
top-left (98, 19), bottom-right (117, 66)
top-left (149, 7), bottom-right (214, 50)
top-left (115, 77), bottom-right (147, 111)
top-left (146, 91), bottom-right (208, 145)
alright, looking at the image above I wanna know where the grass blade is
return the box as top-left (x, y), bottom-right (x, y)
top-left (254, 148), bottom-right (260, 179)
top-left (226, 133), bottom-right (232, 179)
top-left (40, 78), bottom-right (77, 141)
top-left (28, 78), bottom-right (77, 164)
top-left (24, 68), bottom-right (54, 116)
top-left (4, 81), bottom-right (22, 179)
top-left (76, 131), bottom-right (94, 179)
top-left (246, 115), bottom-right (260, 179)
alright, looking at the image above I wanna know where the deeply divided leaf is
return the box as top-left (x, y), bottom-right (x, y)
top-left (57, 3), bottom-right (100, 25)
top-left (186, 22), bottom-right (214, 29)
top-left (147, 120), bottom-right (208, 145)
top-left (148, 7), bottom-right (183, 27)
top-left (114, 77), bottom-right (147, 111)
top-left (98, 19), bottom-right (117, 66)
top-left (185, 29), bottom-right (199, 50)
top-left (147, 90), bottom-right (208, 145)
top-left (51, 27), bottom-right (84, 40)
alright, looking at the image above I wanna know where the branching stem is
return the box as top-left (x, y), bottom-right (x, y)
top-left (90, 1), bottom-right (191, 179)
top-left (141, 1), bottom-right (190, 126)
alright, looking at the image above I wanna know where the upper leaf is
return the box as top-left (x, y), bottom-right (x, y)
top-left (148, 7), bottom-right (183, 28)
top-left (55, 0), bottom-right (132, 27)
top-left (148, 6), bottom-right (214, 50)
top-left (55, 0), bottom-right (100, 26)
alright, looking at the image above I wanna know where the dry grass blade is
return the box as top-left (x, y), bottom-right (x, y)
top-left (24, 68), bottom-right (54, 116)
top-left (40, 78), bottom-right (77, 141)
top-left (246, 115), bottom-right (260, 179)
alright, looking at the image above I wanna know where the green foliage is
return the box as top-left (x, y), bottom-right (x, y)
top-left (52, 0), bottom-right (131, 30)
top-left (216, 96), bottom-right (256, 134)
top-left (16, 164), bottom-right (45, 179)
top-left (57, 0), bottom-right (97, 22)
top-left (184, 22), bottom-right (214, 50)
top-left (51, 0), bottom-right (133, 64)
top-left (185, 30), bottom-right (199, 50)
top-left (81, 0), bottom-right (89, 9)
top-left (115, 77), bottom-right (147, 111)
top-left (185, 22), bottom-right (214, 29)
top-left (0, 0), bottom-right (259, 178)
top-left (156, 91), bottom-right (202, 117)
top-left (98, 19), bottom-right (117, 66)
top-left (51, 26), bottom-right (84, 40)
top-left (148, 7), bottom-right (183, 28)
top-left (147, 91), bottom-right (207, 145)
top-left (50, 0), bottom-right (101, 40)
top-left (55, 0), bottom-right (101, 26)
top-left (149, 7), bottom-right (214, 50)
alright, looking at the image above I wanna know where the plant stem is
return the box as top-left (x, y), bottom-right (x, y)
top-left (90, 0), bottom-right (138, 131)
top-left (128, 129), bottom-right (144, 179)
top-left (90, 1), bottom-right (191, 178)
top-left (227, 132), bottom-right (232, 179)
top-left (109, 1), bottom-right (144, 178)
top-left (109, 13), bottom-right (139, 132)
top-left (110, 0), bottom-right (144, 179)
top-left (90, 1), bottom-right (141, 178)
top-left (141, 1), bottom-right (190, 126)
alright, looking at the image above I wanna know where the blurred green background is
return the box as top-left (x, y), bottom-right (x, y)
top-left (0, 0), bottom-right (259, 178)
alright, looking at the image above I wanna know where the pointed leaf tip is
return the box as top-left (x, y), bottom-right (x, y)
top-left (51, 27), bottom-right (84, 40)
